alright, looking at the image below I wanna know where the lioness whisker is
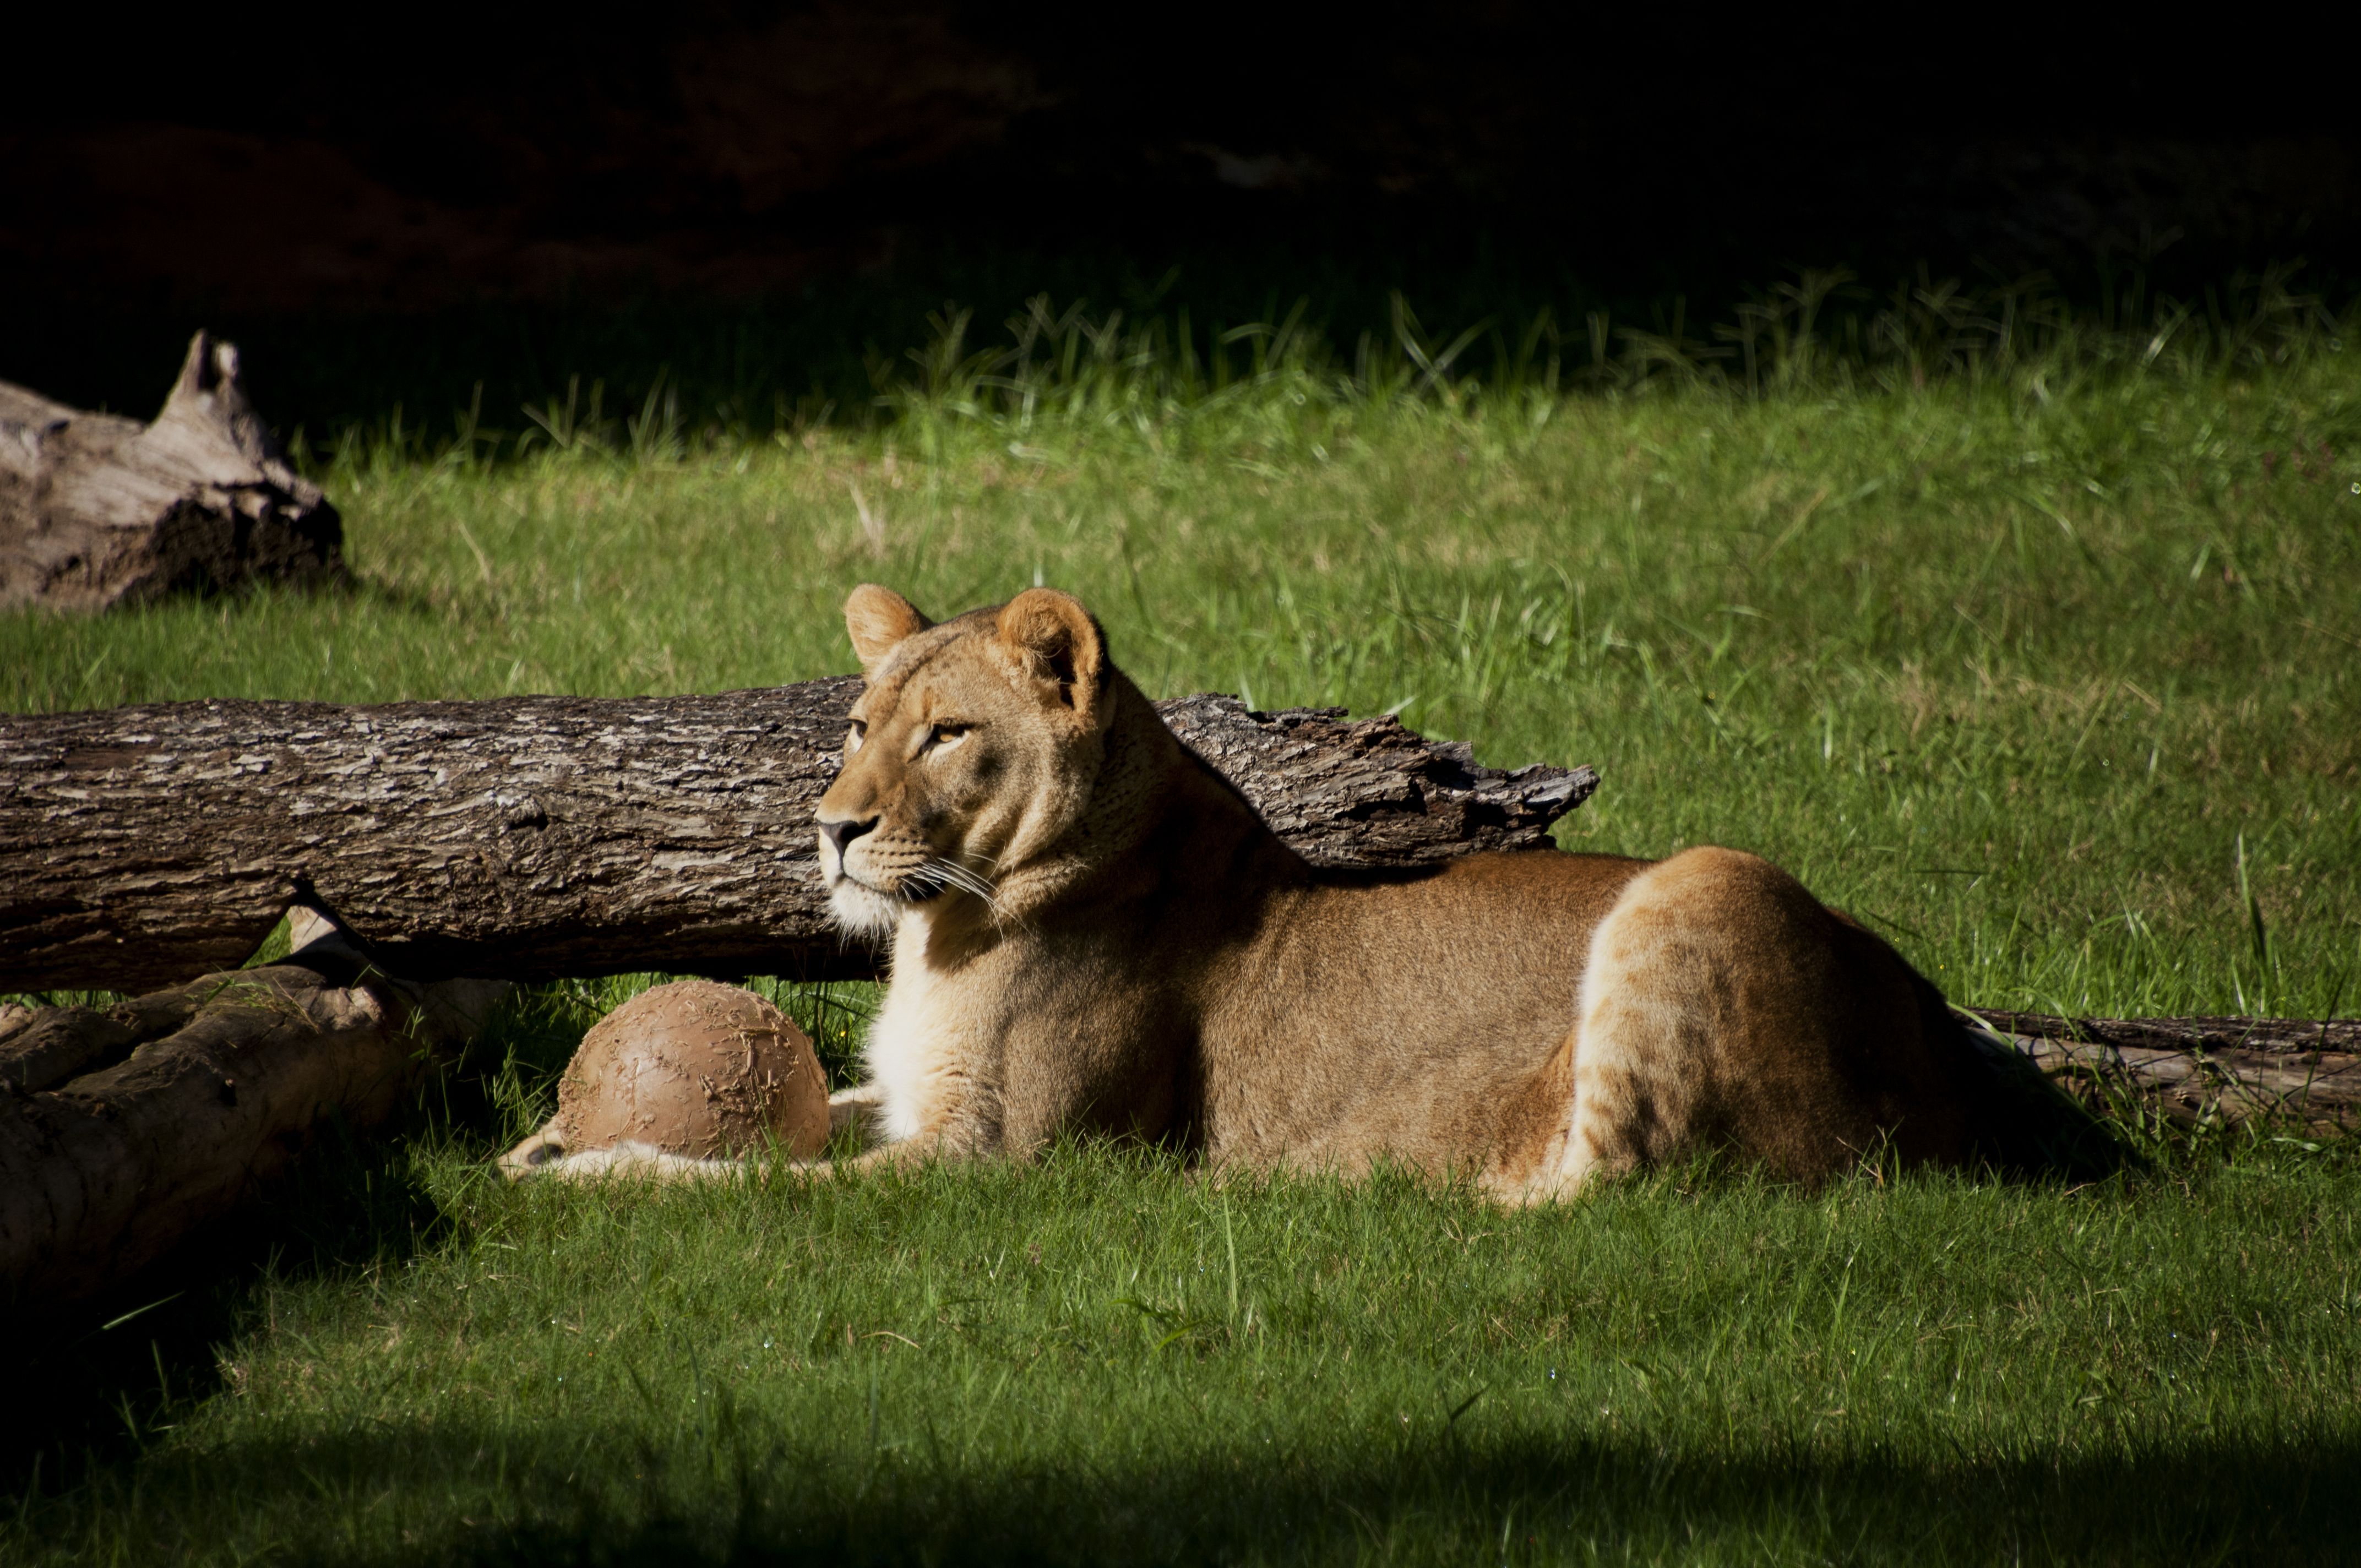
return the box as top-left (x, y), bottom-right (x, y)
top-left (935, 860), bottom-right (999, 900)
top-left (912, 856), bottom-right (1009, 917)
top-left (918, 854), bottom-right (989, 895)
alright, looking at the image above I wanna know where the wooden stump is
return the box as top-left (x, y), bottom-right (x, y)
top-left (0, 912), bottom-right (505, 1307)
top-left (0, 331), bottom-right (341, 611)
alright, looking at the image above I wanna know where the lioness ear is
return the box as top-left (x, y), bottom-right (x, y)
top-left (843, 585), bottom-right (931, 673)
top-left (994, 588), bottom-right (1107, 717)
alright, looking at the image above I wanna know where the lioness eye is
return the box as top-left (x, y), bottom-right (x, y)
top-left (846, 720), bottom-right (867, 753)
top-left (924, 723), bottom-right (971, 754)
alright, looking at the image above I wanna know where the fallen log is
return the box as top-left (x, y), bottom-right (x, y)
top-left (0, 685), bottom-right (1596, 994)
top-left (1, 913), bottom-right (507, 1306)
top-left (1967, 1009), bottom-right (2360, 1140)
top-left (1, 332), bottom-right (342, 612)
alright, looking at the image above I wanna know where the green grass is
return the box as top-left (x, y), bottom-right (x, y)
top-left (5, 289), bottom-right (2360, 1562)
top-left (17, 1147), bottom-right (2361, 1565)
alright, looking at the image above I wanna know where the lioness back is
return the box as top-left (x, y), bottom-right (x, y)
top-left (1187, 850), bottom-right (1647, 1181)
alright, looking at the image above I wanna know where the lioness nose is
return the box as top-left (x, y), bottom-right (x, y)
top-left (821, 815), bottom-right (878, 856)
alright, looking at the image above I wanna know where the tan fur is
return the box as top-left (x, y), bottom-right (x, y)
top-left (534, 584), bottom-right (2004, 1193)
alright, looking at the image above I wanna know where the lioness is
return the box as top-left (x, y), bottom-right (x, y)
top-left (515, 584), bottom-right (2098, 1192)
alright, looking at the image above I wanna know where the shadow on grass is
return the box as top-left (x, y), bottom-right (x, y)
top-left (0, 984), bottom-right (584, 1497)
top-left (25, 1415), bottom-right (2354, 1566)
top-left (0, 1119), bottom-right (455, 1495)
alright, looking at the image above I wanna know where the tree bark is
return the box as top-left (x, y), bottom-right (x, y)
top-left (0, 684), bottom-right (1596, 995)
top-left (1968, 1009), bottom-right (2360, 1138)
top-left (0, 332), bottom-right (342, 612)
top-left (0, 916), bottom-right (507, 1306)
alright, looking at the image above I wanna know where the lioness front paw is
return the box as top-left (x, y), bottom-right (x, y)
top-left (498, 1126), bottom-right (570, 1181)
top-left (504, 1135), bottom-right (750, 1182)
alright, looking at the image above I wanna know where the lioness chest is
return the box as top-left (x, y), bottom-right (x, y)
top-left (864, 923), bottom-right (1010, 1146)
top-left (867, 910), bottom-right (1194, 1153)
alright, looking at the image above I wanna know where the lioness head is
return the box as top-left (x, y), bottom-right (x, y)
top-left (815, 584), bottom-right (1118, 940)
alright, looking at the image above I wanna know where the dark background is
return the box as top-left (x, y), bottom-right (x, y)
top-left (7, 3), bottom-right (2357, 430)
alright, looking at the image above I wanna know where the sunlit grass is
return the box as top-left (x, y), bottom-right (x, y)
top-left (14, 1141), bottom-right (2360, 1564)
top-left (9, 342), bottom-right (2357, 1020)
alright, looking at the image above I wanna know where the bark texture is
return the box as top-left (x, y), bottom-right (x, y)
top-left (1969, 1009), bottom-right (2360, 1139)
top-left (0, 332), bottom-right (341, 611)
top-left (0, 682), bottom-right (1596, 994)
top-left (0, 921), bottom-right (506, 1306)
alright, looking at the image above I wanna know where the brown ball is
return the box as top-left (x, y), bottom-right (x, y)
top-left (553, 980), bottom-right (828, 1159)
